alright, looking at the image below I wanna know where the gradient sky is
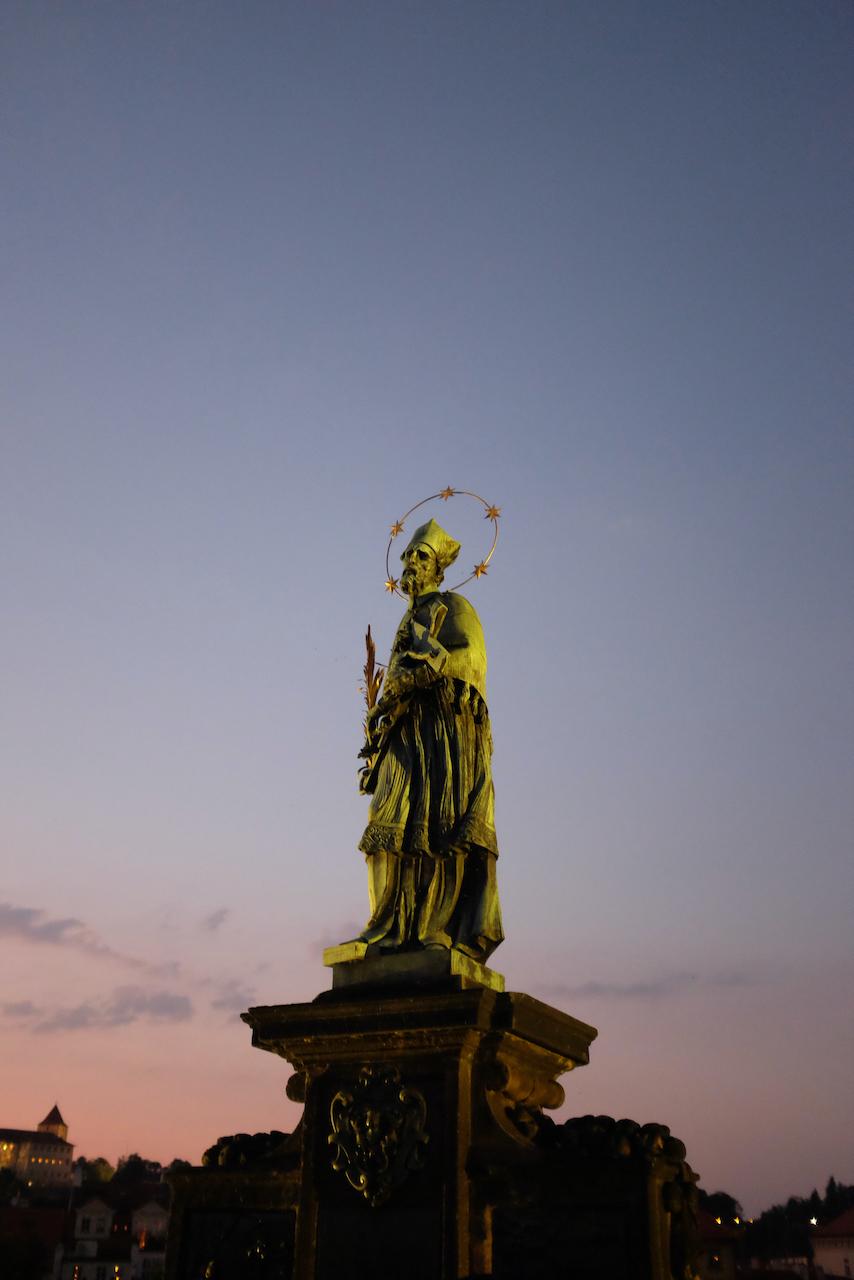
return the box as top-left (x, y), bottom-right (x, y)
top-left (2, 2), bottom-right (852, 1216)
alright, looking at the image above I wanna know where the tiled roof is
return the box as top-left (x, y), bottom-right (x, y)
top-left (814, 1205), bottom-right (854, 1237)
top-left (697, 1206), bottom-right (742, 1241)
top-left (40, 1105), bottom-right (65, 1127)
top-left (76, 1195), bottom-right (112, 1212)
top-left (0, 1127), bottom-right (72, 1147)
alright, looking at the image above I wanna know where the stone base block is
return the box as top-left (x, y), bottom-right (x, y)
top-left (166, 979), bottom-right (700, 1280)
top-left (322, 941), bottom-right (505, 992)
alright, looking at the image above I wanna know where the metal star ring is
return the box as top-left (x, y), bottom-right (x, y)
top-left (384, 488), bottom-right (501, 600)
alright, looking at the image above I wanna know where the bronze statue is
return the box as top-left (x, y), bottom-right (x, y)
top-left (356, 518), bottom-right (503, 962)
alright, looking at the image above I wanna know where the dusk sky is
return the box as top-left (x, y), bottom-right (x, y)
top-left (2, 2), bottom-right (852, 1216)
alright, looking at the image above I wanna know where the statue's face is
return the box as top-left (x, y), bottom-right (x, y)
top-left (401, 544), bottom-right (441, 598)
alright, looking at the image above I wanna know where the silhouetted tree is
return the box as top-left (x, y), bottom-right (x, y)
top-left (698, 1188), bottom-right (743, 1221)
top-left (824, 1176), bottom-right (854, 1220)
top-left (746, 1198), bottom-right (813, 1262)
top-left (743, 1177), bottom-right (854, 1265)
top-left (75, 1156), bottom-right (115, 1184)
top-left (113, 1153), bottom-right (162, 1185)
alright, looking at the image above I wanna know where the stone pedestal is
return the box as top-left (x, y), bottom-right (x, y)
top-left (240, 963), bottom-right (595, 1280)
top-left (166, 963), bottom-right (701, 1280)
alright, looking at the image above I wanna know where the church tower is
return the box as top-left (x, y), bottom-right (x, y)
top-left (37, 1104), bottom-right (68, 1143)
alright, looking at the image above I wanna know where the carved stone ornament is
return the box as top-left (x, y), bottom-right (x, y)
top-left (328, 1064), bottom-right (429, 1207)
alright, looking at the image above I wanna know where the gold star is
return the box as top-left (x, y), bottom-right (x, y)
top-left (439, 486), bottom-right (455, 500)
top-left (473, 562), bottom-right (489, 578)
top-left (384, 576), bottom-right (399, 593)
top-left (389, 520), bottom-right (405, 538)
top-left (484, 504), bottom-right (501, 520)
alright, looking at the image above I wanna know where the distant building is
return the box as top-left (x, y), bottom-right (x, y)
top-left (696, 1206), bottom-right (741, 1278)
top-left (53, 1183), bottom-right (169, 1280)
top-left (0, 1104), bottom-right (74, 1188)
top-left (813, 1205), bottom-right (854, 1278)
top-left (755, 1262), bottom-right (811, 1278)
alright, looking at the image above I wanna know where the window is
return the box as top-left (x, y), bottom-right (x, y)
top-left (81, 1217), bottom-right (91, 1233)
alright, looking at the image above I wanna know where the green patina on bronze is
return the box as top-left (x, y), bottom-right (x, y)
top-left (354, 518), bottom-right (503, 963)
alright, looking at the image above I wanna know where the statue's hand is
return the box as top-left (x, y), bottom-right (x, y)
top-left (375, 669), bottom-right (411, 709)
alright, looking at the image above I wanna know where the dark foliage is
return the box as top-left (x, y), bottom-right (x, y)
top-left (74, 1155), bottom-right (115, 1184)
top-left (745, 1177), bottom-right (854, 1262)
top-left (112, 1153), bottom-right (162, 1185)
top-left (698, 1188), bottom-right (743, 1221)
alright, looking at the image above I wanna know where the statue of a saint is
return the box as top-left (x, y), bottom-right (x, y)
top-left (357, 519), bottom-right (503, 963)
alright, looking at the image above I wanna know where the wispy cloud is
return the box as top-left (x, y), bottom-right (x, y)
top-left (1, 1000), bottom-right (40, 1019)
top-left (543, 971), bottom-right (751, 1001)
top-left (20, 986), bottom-right (194, 1034)
top-left (201, 908), bottom-right (229, 933)
top-left (0, 903), bottom-right (103, 949)
top-left (0, 903), bottom-right (178, 978)
top-left (208, 978), bottom-right (256, 1014)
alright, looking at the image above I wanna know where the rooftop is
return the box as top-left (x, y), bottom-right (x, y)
top-left (39, 1104), bottom-right (66, 1128)
top-left (813, 1205), bottom-right (854, 1238)
top-left (0, 1127), bottom-right (72, 1148)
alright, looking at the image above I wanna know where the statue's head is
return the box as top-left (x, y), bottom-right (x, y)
top-left (400, 519), bottom-right (460, 600)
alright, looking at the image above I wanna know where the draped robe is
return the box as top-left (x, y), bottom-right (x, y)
top-left (358, 590), bottom-right (503, 961)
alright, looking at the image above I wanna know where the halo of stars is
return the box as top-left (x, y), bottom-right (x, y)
top-left (384, 487), bottom-right (501, 598)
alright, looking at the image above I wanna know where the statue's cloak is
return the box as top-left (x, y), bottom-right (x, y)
top-left (358, 591), bottom-right (503, 960)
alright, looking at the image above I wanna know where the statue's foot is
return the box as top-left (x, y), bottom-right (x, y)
top-left (356, 932), bottom-right (407, 953)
